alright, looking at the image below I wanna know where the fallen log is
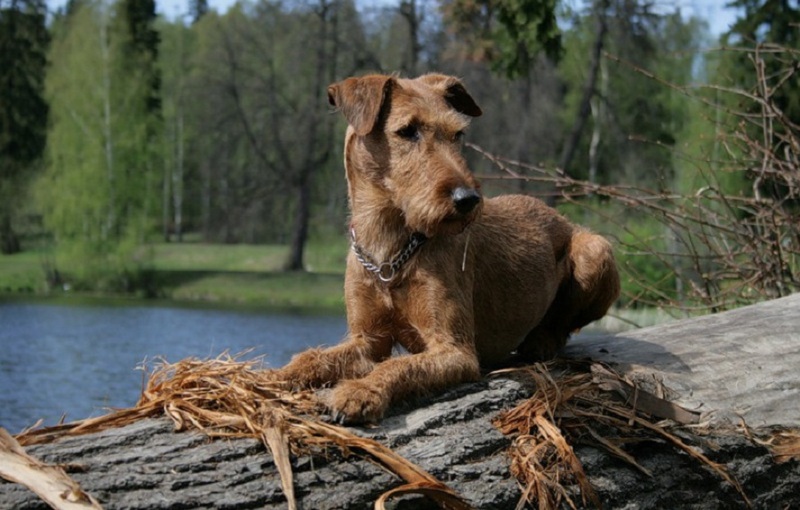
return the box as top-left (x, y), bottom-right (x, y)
top-left (2, 294), bottom-right (800, 509)
top-left (565, 293), bottom-right (800, 429)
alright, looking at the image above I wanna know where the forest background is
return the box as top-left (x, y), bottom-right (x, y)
top-left (1, 0), bottom-right (799, 315)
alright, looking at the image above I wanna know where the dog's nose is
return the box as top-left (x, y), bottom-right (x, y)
top-left (452, 187), bottom-right (481, 214)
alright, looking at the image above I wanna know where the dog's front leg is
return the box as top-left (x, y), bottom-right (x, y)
top-left (276, 333), bottom-right (392, 390)
top-left (328, 342), bottom-right (481, 424)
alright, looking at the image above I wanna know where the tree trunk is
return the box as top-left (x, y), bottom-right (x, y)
top-left (558, 0), bottom-right (608, 178)
top-left (282, 0), bottom-right (337, 271)
top-left (99, 8), bottom-right (116, 239)
top-left (172, 112), bottom-right (184, 243)
top-left (201, 160), bottom-right (211, 241)
top-left (220, 171), bottom-right (232, 244)
top-left (588, 55), bottom-right (609, 191)
top-left (284, 178), bottom-right (311, 271)
top-left (0, 213), bottom-right (20, 255)
top-left (399, 0), bottom-right (420, 76)
top-left (162, 159), bottom-right (171, 242)
top-left (516, 74), bottom-right (533, 194)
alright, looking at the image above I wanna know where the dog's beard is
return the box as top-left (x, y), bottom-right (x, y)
top-left (439, 216), bottom-right (474, 236)
top-left (396, 190), bottom-right (482, 238)
top-left (413, 208), bottom-right (480, 238)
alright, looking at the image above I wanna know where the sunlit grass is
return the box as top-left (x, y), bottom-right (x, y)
top-left (168, 272), bottom-right (345, 312)
top-left (150, 243), bottom-right (289, 272)
top-left (0, 238), bottom-right (349, 312)
top-left (147, 239), bottom-right (348, 311)
top-left (0, 250), bottom-right (50, 293)
top-left (150, 239), bottom-right (348, 274)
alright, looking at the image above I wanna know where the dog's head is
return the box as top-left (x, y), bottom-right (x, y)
top-left (328, 73), bottom-right (483, 237)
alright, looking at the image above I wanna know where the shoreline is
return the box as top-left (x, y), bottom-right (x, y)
top-left (0, 284), bottom-right (345, 316)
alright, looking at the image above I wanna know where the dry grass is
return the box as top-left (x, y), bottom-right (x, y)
top-left (12, 353), bottom-right (799, 509)
top-left (761, 430), bottom-right (800, 465)
top-left (741, 423), bottom-right (800, 466)
top-left (16, 353), bottom-right (471, 510)
top-left (491, 360), bottom-right (753, 509)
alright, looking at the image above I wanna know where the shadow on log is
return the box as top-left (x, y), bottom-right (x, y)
top-left (2, 295), bottom-right (800, 509)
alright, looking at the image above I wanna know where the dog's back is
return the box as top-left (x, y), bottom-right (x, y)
top-left (467, 195), bottom-right (574, 365)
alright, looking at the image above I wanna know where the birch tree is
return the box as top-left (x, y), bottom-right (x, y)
top-left (38, 0), bottom-right (161, 284)
top-left (160, 19), bottom-right (193, 242)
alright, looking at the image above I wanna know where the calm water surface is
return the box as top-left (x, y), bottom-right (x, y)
top-left (0, 300), bottom-right (346, 433)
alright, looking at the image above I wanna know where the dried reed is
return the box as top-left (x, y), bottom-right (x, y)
top-left (492, 360), bottom-right (753, 509)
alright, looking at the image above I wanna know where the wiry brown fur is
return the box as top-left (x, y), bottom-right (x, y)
top-left (275, 73), bottom-right (620, 424)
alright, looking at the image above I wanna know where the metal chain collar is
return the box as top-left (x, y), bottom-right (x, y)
top-left (350, 229), bottom-right (428, 283)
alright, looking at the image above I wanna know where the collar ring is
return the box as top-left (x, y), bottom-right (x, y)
top-left (377, 263), bottom-right (396, 283)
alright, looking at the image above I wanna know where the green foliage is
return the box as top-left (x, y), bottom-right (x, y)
top-left (557, 4), bottom-right (707, 187)
top-left (183, 0), bottom-right (363, 269)
top-left (726, 0), bottom-right (800, 46)
top-left (189, 0), bottom-right (208, 24)
top-left (492, 0), bottom-right (561, 76)
top-left (0, 1), bottom-right (48, 167)
top-left (37, 0), bottom-right (161, 287)
top-left (614, 217), bottom-right (678, 307)
top-left (120, 0), bottom-right (160, 115)
top-left (0, 0), bottom-right (49, 254)
top-left (441, 0), bottom-right (562, 78)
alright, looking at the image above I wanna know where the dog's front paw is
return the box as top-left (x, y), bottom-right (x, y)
top-left (273, 349), bottom-right (331, 391)
top-left (327, 380), bottom-right (388, 425)
top-left (268, 368), bottom-right (303, 392)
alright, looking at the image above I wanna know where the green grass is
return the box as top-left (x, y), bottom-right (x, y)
top-left (149, 239), bottom-right (349, 274)
top-left (0, 250), bottom-right (50, 293)
top-left (150, 243), bottom-right (288, 272)
top-left (166, 271), bottom-right (345, 311)
top-left (0, 239), bottom-right (350, 313)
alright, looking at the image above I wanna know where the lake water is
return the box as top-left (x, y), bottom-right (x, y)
top-left (0, 300), bottom-right (346, 434)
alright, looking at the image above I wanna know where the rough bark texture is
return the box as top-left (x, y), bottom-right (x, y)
top-left (3, 295), bottom-right (800, 509)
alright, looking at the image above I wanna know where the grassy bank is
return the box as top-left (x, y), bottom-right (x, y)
top-left (0, 240), bottom-right (349, 313)
top-left (0, 249), bottom-right (45, 293)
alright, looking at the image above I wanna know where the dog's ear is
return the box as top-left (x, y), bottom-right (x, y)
top-left (445, 81), bottom-right (483, 117)
top-left (328, 75), bottom-right (394, 136)
top-left (416, 74), bottom-right (482, 117)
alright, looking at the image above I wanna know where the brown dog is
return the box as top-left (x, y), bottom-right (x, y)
top-left (276, 73), bottom-right (620, 424)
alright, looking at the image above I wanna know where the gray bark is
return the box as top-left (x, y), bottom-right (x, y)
top-left (3, 295), bottom-right (800, 509)
top-left (564, 293), bottom-right (800, 429)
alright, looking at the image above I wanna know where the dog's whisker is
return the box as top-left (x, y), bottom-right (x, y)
top-left (462, 230), bottom-right (471, 272)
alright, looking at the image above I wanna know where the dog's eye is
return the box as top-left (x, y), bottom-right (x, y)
top-left (396, 125), bottom-right (419, 141)
top-left (453, 131), bottom-right (465, 143)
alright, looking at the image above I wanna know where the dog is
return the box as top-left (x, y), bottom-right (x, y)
top-left (275, 73), bottom-right (620, 424)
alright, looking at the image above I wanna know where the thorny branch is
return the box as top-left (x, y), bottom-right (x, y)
top-left (470, 44), bottom-right (800, 313)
